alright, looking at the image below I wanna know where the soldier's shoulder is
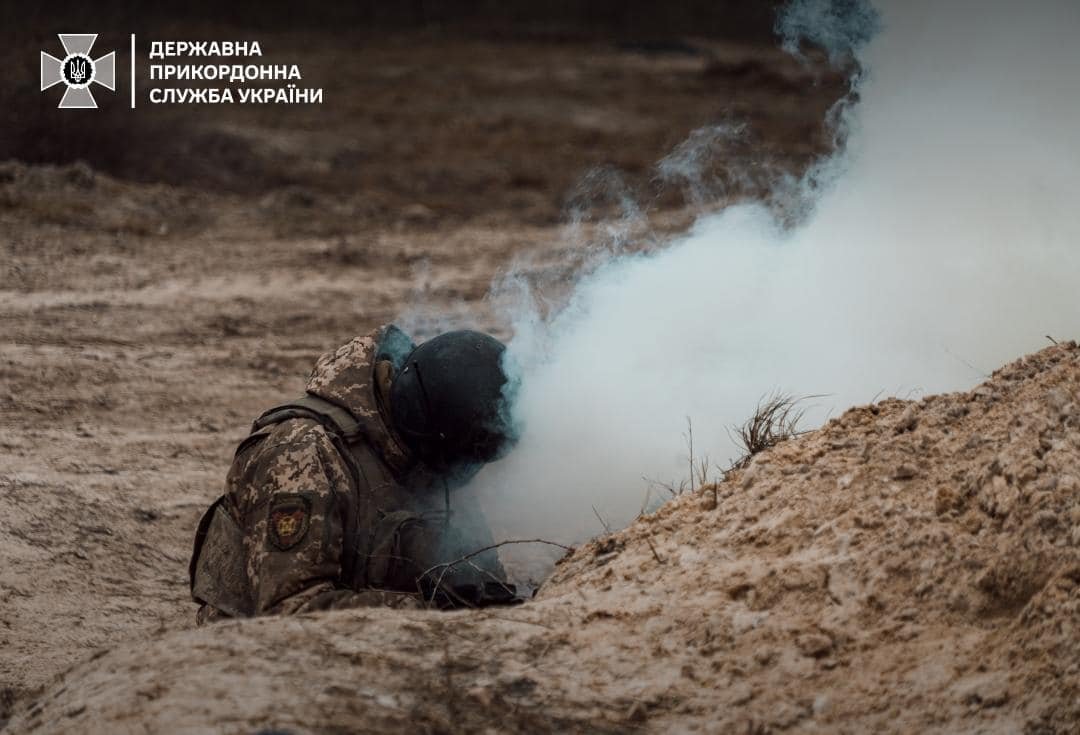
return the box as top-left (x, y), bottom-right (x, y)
top-left (231, 417), bottom-right (337, 468)
top-left (263, 416), bottom-right (336, 447)
top-left (227, 418), bottom-right (345, 507)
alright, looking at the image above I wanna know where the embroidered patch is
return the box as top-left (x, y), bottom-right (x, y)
top-left (267, 495), bottom-right (311, 551)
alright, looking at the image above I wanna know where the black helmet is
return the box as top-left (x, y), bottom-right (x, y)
top-left (390, 329), bottom-right (515, 469)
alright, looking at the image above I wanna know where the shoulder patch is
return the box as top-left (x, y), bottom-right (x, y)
top-left (267, 494), bottom-right (312, 551)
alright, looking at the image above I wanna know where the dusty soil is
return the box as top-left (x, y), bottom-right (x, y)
top-left (6, 341), bottom-right (1080, 734)
top-left (0, 32), bottom-right (842, 721)
top-left (17, 29), bottom-right (1074, 735)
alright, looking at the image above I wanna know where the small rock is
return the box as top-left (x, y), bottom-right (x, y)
top-left (1034, 510), bottom-right (1060, 531)
top-left (730, 683), bottom-right (754, 705)
top-left (796, 632), bottom-right (833, 658)
top-left (962, 513), bottom-right (984, 534)
top-left (892, 463), bottom-right (918, 480)
top-left (626, 701), bottom-right (647, 722)
top-left (134, 508), bottom-right (160, 523)
top-left (956, 674), bottom-right (1009, 709)
top-left (770, 702), bottom-right (811, 728)
top-left (894, 406), bottom-right (919, 433)
top-left (946, 405), bottom-right (970, 420)
top-left (466, 686), bottom-right (494, 708)
top-left (752, 648), bottom-right (776, 666)
top-left (896, 624), bottom-right (922, 641)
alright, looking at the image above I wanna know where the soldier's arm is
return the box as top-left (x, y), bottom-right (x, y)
top-left (236, 423), bottom-right (417, 615)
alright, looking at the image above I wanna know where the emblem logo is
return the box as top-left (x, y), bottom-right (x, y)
top-left (41, 34), bottom-right (116, 109)
top-left (268, 495), bottom-right (312, 551)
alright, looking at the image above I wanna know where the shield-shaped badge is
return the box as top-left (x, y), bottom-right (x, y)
top-left (267, 495), bottom-right (312, 551)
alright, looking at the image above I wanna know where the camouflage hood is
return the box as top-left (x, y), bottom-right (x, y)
top-left (304, 325), bottom-right (416, 475)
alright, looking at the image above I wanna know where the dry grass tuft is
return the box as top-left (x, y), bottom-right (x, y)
top-left (729, 393), bottom-right (810, 469)
top-left (641, 398), bottom-right (812, 510)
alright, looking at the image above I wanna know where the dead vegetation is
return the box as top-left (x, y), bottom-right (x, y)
top-left (417, 538), bottom-right (573, 607)
top-left (641, 395), bottom-right (811, 508)
top-left (728, 392), bottom-right (810, 469)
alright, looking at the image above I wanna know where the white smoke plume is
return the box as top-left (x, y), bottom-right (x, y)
top-left (470, 0), bottom-right (1080, 556)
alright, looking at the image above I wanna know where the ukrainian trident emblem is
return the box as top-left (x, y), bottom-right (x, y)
top-left (40, 34), bottom-right (116, 109)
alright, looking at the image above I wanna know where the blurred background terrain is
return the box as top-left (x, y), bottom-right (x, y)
top-left (3, 1), bottom-right (842, 225)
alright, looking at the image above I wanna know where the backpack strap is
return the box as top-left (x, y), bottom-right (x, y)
top-left (252, 393), bottom-right (363, 442)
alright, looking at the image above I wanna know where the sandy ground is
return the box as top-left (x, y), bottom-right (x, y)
top-left (5, 342), bottom-right (1079, 734)
top-left (1, 31), bottom-right (983, 733)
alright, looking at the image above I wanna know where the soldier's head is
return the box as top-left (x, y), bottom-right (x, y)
top-left (389, 329), bottom-right (516, 473)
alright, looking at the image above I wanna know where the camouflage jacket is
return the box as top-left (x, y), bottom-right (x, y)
top-left (189, 325), bottom-right (504, 622)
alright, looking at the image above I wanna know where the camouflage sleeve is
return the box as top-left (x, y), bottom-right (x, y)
top-left (230, 420), bottom-right (420, 615)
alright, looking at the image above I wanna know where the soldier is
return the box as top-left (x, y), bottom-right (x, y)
top-left (189, 325), bottom-right (518, 623)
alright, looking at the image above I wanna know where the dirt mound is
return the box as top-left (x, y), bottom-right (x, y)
top-left (6, 343), bottom-right (1078, 734)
